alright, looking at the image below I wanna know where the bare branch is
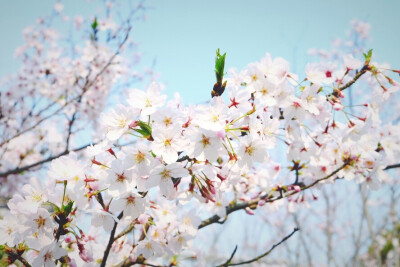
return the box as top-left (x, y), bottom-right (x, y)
top-left (65, 109), bottom-right (79, 152)
top-left (116, 260), bottom-right (163, 267)
top-left (218, 228), bottom-right (299, 266)
top-left (95, 192), bottom-right (106, 210)
top-left (384, 163), bottom-right (400, 170)
top-left (0, 138), bottom-right (138, 178)
top-left (0, 143), bottom-right (91, 178)
top-left (100, 212), bottom-right (124, 267)
top-left (216, 245), bottom-right (238, 267)
top-left (0, 92), bottom-right (86, 148)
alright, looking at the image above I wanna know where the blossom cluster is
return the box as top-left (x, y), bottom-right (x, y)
top-left (1, 41), bottom-right (400, 266)
top-left (0, 2), bottom-right (147, 198)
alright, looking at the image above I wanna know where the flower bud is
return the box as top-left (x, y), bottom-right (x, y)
top-left (245, 207), bottom-right (255, 215)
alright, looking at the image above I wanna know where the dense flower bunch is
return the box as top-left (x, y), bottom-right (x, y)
top-left (1, 41), bottom-right (400, 266)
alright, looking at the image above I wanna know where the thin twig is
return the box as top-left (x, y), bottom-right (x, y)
top-left (216, 245), bottom-right (238, 267)
top-left (337, 64), bottom-right (369, 92)
top-left (114, 219), bottom-right (137, 241)
top-left (0, 23), bottom-right (132, 149)
top-left (0, 92), bottom-right (84, 147)
top-left (0, 143), bottom-right (91, 177)
top-left (0, 138), bottom-right (139, 178)
top-left (222, 228), bottom-right (299, 266)
top-left (65, 109), bottom-right (79, 152)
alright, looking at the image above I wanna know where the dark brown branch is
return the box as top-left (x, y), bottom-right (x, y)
top-left (116, 260), bottom-right (163, 267)
top-left (216, 245), bottom-right (238, 267)
top-left (65, 108), bottom-right (79, 152)
top-left (384, 163), bottom-right (400, 170)
top-left (0, 143), bottom-right (91, 178)
top-left (199, 160), bottom-right (400, 232)
top-left (198, 202), bottom-right (251, 229)
top-left (54, 214), bottom-right (69, 241)
top-left (337, 64), bottom-right (369, 92)
top-left (222, 228), bottom-right (299, 266)
top-left (100, 212), bottom-right (124, 267)
top-left (17, 256), bottom-right (32, 267)
top-left (95, 192), bottom-right (106, 210)
top-left (4, 245), bottom-right (32, 267)
top-left (0, 91), bottom-right (87, 148)
top-left (199, 163), bottom-right (348, 229)
top-left (0, 138), bottom-right (142, 178)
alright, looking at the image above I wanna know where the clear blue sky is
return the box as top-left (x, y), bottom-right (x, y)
top-left (1, 0), bottom-right (400, 103)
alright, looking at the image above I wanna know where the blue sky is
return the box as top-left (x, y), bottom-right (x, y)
top-left (1, 0), bottom-right (400, 103)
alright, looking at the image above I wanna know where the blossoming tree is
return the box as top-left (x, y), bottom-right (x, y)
top-left (0, 0), bottom-right (150, 199)
top-left (1, 2), bottom-right (400, 267)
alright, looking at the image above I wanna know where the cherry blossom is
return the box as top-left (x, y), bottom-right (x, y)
top-left (32, 242), bottom-right (67, 267)
top-left (0, 8), bottom-right (399, 267)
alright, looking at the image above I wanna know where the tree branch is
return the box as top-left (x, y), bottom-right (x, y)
top-left (116, 260), bottom-right (163, 267)
top-left (100, 212), bottom-right (124, 267)
top-left (0, 23), bottom-right (132, 149)
top-left (201, 160), bottom-right (400, 230)
top-left (0, 137), bottom-right (141, 178)
top-left (384, 163), bottom-right (400, 170)
top-left (65, 107), bottom-right (79, 152)
top-left (216, 245), bottom-right (238, 267)
top-left (0, 143), bottom-right (91, 177)
top-left (337, 64), bottom-right (369, 92)
top-left (114, 218), bottom-right (156, 267)
top-left (95, 192), bottom-right (106, 210)
top-left (0, 91), bottom-right (87, 148)
top-left (4, 245), bottom-right (32, 267)
top-left (199, 163), bottom-right (348, 229)
top-left (113, 219), bottom-right (137, 241)
top-left (217, 228), bottom-right (299, 266)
